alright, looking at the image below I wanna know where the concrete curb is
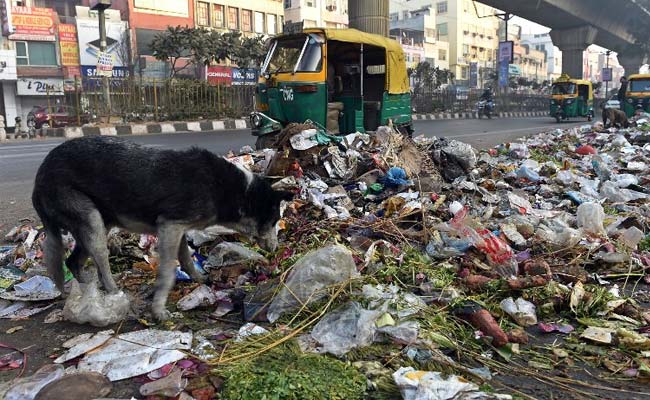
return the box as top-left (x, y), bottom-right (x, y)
top-left (37, 118), bottom-right (252, 139)
top-left (412, 111), bottom-right (547, 120)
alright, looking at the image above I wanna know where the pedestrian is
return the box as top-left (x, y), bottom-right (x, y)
top-left (618, 76), bottom-right (628, 110)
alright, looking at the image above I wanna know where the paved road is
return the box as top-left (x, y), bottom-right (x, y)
top-left (0, 117), bottom-right (588, 236)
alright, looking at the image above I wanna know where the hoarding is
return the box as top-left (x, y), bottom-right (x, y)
top-left (9, 6), bottom-right (55, 41)
top-left (58, 24), bottom-right (80, 67)
top-left (17, 77), bottom-right (64, 96)
top-left (207, 66), bottom-right (232, 85)
top-left (498, 41), bottom-right (514, 63)
top-left (134, 0), bottom-right (188, 17)
top-left (76, 18), bottom-right (127, 68)
top-left (232, 68), bottom-right (258, 86)
top-left (602, 67), bottom-right (613, 82)
top-left (469, 62), bottom-right (478, 88)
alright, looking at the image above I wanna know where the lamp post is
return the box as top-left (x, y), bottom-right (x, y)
top-left (604, 50), bottom-right (612, 100)
top-left (90, 0), bottom-right (113, 120)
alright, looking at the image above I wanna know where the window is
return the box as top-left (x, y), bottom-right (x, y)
top-left (462, 44), bottom-right (469, 56)
top-left (437, 23), bottom-right (448, 36)
top-left (267, 14), bottom-right (277, 34)
top-left (438, 49), bottom-right (447, 61)
top-left (306, 0), bottom-right (315, 6)
top-left (284, 0), bottom-right (291, 8)
top-left (241, 9), bottom-right (252, 32)
top-left (389, 12), bottom-right (398, 21)
top-left (436, 1), bottom-right (447, 14)
top-left (402, 10), bottom-right (409, 19)
top-left (228, 7), bottom-right (239, 30)
top-left (197, 1), bottom-right (209, 26)
top-left (461, 66), bottom-right (468, 80)
top-left (325, 0), bottom-right (336, 11)
top-left (15, 41), bottom-right (57, 66)
top-left (254, 11), bottom-right (264, 34)
top-left (265, 35), bottom-right (323, 73)
top-left (213, 4), bottom-right (224, 27)
top-left (425, 28), bottom-right (435, 38)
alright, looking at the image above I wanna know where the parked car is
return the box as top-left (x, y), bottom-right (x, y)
top-left (27, 105), bottom-right (91, 129)
top-left (603, 94), bottom-right (621, 110)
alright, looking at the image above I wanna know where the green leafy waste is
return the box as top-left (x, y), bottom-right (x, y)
top-left (219, 345), bottom-right (367, 400)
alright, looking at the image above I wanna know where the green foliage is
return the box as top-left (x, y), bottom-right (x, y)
top-left (408, 61), bottom-right (454, 93)
top-left (149, 26), bottom-right (268, 78)
top-left (220, 345), bottom-right (366, 400)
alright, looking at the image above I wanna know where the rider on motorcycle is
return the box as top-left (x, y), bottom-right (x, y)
top-left (480, 87), bottom-right (494, 102)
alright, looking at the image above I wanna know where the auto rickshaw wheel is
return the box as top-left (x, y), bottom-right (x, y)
top-left (255, 134), bottom-right (278, 150)
top-left (587, 115), bottom-right (593, 122)
top-left (555, 115), bottom-right (561, 123)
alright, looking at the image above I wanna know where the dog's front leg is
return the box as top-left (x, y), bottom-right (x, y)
top-left (178, 235), bottom-right (207, 283)
top-left (152, 223), bottom-right (185, 321)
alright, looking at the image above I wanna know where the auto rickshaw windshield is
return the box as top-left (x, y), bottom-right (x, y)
top-left (262, 34), bottom-right (324, 75)
top-left (552, 82), bottom-right (576, 95)
top-left (629, 79), bottom-right (650, 92)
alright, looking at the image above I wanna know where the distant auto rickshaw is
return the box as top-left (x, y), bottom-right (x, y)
top-left (250, 28), bottom-right (412, 149)
top-left (550, 74), bottom-right (594, 123)
top-left (623, 74), bottom-right (650, 117)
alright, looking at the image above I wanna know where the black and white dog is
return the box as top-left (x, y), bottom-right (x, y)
top-left (32, 136), bottom-right (291, 320)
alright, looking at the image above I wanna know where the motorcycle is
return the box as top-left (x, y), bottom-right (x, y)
top-left (477, 99), bottom-right (494, 119)
top-left (26, 114), bottom-right (36, 138)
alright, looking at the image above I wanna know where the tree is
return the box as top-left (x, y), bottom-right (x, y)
top-left (149, 26), bottom-right (193, 78)
top-left (408, 61), bottom-right (454, 94)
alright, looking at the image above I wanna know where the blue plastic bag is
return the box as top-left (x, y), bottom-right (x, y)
top-left (381, 167), bottom-right (411, 187)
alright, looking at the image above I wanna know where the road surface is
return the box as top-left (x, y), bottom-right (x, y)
top-left (0, 117), bottom-right (588, 236)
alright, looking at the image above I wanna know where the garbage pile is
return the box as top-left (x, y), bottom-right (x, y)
top-left (3, 119), bottom-right (650, 399)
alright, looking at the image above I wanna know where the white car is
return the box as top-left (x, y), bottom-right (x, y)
top-left (604, 95), bottom-right (620, 110)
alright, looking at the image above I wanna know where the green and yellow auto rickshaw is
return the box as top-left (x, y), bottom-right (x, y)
top-left (250, 28), bottom-right (412, 149)
top-left (623, 74), bottom-right (650, 117)
top-left (550, 74), bottom-right (594, 123)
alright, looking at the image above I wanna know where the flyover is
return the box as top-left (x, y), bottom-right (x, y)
top-left (477, 0), bottom-right (649, 78)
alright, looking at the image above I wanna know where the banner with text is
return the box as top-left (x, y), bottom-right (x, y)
top-left (9, 6), bottom-right (55, 41)
top-left (58, 24), bottom-right (79, 67)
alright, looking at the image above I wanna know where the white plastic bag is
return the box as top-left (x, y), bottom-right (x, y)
top-left (267, 245), bottom-right (359, 322)
top-left (576, 202), bottom-right (606, 236)
top-left (499, 297), bottom-right (537, 327)
top-left (206, 242), bottom-right (267, 268)
top-left (62, 280), bottom-right (130, 327)
top-left (4, 364), bottom-right (65, 400)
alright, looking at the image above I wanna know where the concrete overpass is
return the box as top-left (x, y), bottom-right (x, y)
top-left (477, 0), bottom-right (649, 78)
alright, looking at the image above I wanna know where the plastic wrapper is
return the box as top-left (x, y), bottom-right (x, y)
top-left (443, 140), bottom-right (477, 171)
top-left (378, 320), bottom-right (420, 344)
top-left (555, 170), bottom-right (575, 186)
top-left (139, 368), bottom-right (187, 397)
top-left (535, 218), bottom-right (582, 250)
top-left (576, 202), bottom-right (605, 236)
top-left (499, 297), bottom-right (537, 327)
top-left (205, 242), bottom-right (267, 268)
top-left (508, 143), bottom-right (529, 159)
top-left (393, 367), bottom-right (501, 400)
top-left (600, 180), bottom-right (648, 203)
top-left (267, 245), bottom-right (359, 322)
top-left (516, 165), bottom-right (540, 182)
top-left (177, 284), bottom-right (227, 311)
top-left (619, 226), bottom-right (645, 249)
top-left (4, 364), bottom-right (65, 400)
top-left (310, 301), bottom-right (381, 355)
top-left (62, 279), bottom-right (130, 327)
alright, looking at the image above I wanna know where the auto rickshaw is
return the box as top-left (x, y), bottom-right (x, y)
top-left (623, 74), bottom-right (650, 117)
top-left (250, 28), bottom-right (412, 149)
top-left (550, 74), bottom-right (594, 123)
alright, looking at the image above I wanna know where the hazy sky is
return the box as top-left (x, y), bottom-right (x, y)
top-left (511, 16), bottom-right (550, 34)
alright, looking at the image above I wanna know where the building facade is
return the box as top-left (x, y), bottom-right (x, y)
top-left (520, 32), bottom-right (562, 81)
top-left (388, 2), bottom-right (449, 71)
top-left (194, 0), bottom-right (283, 37)
top-left (284, 0), bottom-right (348, 29)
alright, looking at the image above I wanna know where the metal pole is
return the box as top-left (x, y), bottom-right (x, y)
top-left (153, 78), bottom-right (158, 121)
top-left (75, 76), bottom-right (81, 126)
top-left (605, 50), bottom-right (611, 99)
top-left (98, 8), bottom-right (111, 122)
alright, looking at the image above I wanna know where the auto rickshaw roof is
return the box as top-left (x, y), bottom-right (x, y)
top-left (303, 28), bottom-right (410, 94)
top-left (628, 74), bottom-right (650, 80)
top-left (552, 75), bottom-right (592, 87)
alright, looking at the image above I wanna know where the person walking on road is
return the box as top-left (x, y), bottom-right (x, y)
top-left (618, 76), bottom-right (628, 110)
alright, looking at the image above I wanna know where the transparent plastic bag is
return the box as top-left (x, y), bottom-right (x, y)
top-left (576, 202), bottom-right (605, 236)
top-left (500, 297), bottom-right (537, 327)
top-left (206, 242), bottom-right (267, 268)
top-left (310, 301), bottom-right (381, 355)
top-left (600, 180), bottom-right (648, 203)
top-left (62, 279), bottom-right (130, 327)
top-left (267, 245), bottom-right (359, 322)
top-left (4, 364), bottom-right (64, 400)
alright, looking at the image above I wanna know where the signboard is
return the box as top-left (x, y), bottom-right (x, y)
top-left (9, 6), bottom-right (55, 41)
top-left (58, 24), bottom-right (80, 66)
top-left (469, 62), bottom-right (478, 89)
top-left (207, 66), bottom-right (232, 85)
top-left (17, 77), bottom-right (64, 96)
top-left (232, 68), bottom-right (258, 86)
top-left (133, 0), bottom-right (189, 17)
top-left (602, 67), bottom-right (613, 82)
top-left (81, 65), bottom-right (129, 78)
top-left (96, 51), bottom-right (114, 77)
top-left (76, 13), bottom-right (127, 67)
top-left (498, 41), bottom-right (514, 63)
top-left (498, 60), bottom-right (509, 88)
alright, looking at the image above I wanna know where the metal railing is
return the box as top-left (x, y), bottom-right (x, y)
top-left (411, 88), bottom-right (549, 114)
top-left (51, 77), bottom-right (256, 126)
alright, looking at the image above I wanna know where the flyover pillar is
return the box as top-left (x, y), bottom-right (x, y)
top-left (618, 51), bottom-right (646, 77)
top-left (550, 26), bottom-right (598, 79)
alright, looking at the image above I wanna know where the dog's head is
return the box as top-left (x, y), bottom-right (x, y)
top-left (238, 175), bottom-right (293, 252)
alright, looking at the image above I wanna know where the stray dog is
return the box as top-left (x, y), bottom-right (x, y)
top-left (602, 108), bottom-right (630, 129)
top-left (32, 136), bottom-right (292, 320)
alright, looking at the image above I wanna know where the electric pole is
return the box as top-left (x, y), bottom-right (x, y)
top-left (91, 1), bottom-right (112, 121)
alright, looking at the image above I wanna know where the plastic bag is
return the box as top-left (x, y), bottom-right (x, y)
top-left (205, 242), bottom-right (267, 268)
top-left (378, 320), bottom-right (420, 344)
top-left (442, 140), bottom-right (477, 171)
top-left (393, 367), bottom-right (497, 400)
top-left (62, 279), bottom-right (130, 327)
top-left (576, 202), bottom-right (606, 236)
top-left (4, 364), bottom-right (65, 400)
top-left (535, 218), bottom-right (582, 249)
top-left (600, 180), bottom-right (648, 203)
top-left (555, 170), bottom-right (575, 186)
top-left (516, 165), bottom-right (540, 182)
top-left (267, 245), bottom-right (359, 322)
top-left (508, 143), bottom-right (529, 159)
top-left (499, 297), bottom-right (537, 326)
top-left (177, 284), bottom-right (226, 311)
top-left (382, 167), bottom-right (412, 187)
top-left (310, 301), bottom-right (381, 355)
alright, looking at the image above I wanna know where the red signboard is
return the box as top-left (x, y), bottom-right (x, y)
top-left (10, 6), bottom-right (56, 41)
top-left (207, 66), bottom-right (232, 85)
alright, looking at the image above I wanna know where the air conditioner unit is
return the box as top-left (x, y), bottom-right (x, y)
top-left (326, 5), bottom-right (336, 11)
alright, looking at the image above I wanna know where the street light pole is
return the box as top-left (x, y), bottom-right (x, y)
top-left (98, 8), bottom-right (111, 119)
top-left (604, 50), bottom-right (611, 100)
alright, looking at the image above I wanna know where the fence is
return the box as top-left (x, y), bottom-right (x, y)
top-left (52, 77), bottom-right (256, 126)
top-left (411, 87), bottom-right (549, 114)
